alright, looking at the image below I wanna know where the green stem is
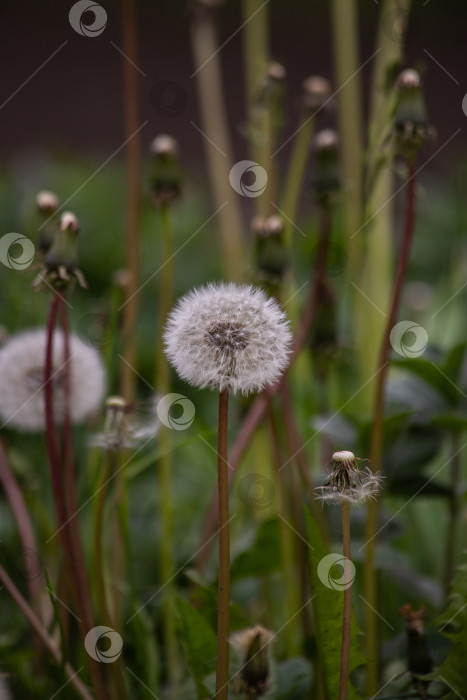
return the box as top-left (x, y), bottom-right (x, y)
top-left (215, 389), bottom-right (230, 700)
top-left (157, 202), bottom-right (180, 691)
top-left (330, 0), bottom-right (363, 280)
top-left (339, 500), bottom-right (352, 700)
top-left (364, 162), bottom-right (417, 695)
top-left (0, 564), bottom-right (94, 700)
top-left (94, 450), bottom-right (114, 626)
top-left (119, 0), bottom-right (141, 404)
top-left (444, 434), bottom-right (461, 600)
top-left (190, 5), bottom-right (246, 280)
top-left (242, 0), bottom-right (269, 118)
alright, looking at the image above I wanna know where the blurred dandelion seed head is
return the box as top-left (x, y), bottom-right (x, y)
top-left (163, 282), bottom-right (292, 395)
top-left (89, 394), bottom-right (160, 451)
top-left (0, 329), bottom-right (105, 432)
top-left (230, 625), bottom-right (274, 697)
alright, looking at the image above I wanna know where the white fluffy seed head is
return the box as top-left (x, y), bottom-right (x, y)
top-left (332, 450), bottom-right (355, 463)
top-left (0, 329), bottom-right (106, 432)
top-left (36, 190), bottom-right (59, 212)
top-left (164, 283), bottom-right (292, 396)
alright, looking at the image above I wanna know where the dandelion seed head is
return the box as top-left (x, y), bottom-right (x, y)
top-left (36, 190), bottom-right (59, 213)
top-left (0, 329), bottom-right (105, 432)
top-left (230, 625), bottom-right (274, 697)
top-left (316, 451), bottom-right (383, 506)
top-left (332, 450), bottom-right (355, 463)
top-left (164, 282), bottom-right (292, 395)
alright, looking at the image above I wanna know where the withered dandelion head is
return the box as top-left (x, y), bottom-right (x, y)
top-left (315, 450), bottom-right (383, 505)
top-left (230, 625), bottom-right (274, 697)
top-left (164, 282), bottom-right (292, 395)
top-left (0, 329), bottom-right (105, 432)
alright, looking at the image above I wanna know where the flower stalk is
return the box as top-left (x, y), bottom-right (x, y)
top-left (339, 500), bottom-right (352, 700)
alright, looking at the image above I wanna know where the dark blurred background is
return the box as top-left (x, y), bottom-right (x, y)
top-left (1, 0), bottom-right (466, 171)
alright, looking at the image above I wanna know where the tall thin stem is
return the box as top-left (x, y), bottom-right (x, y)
top-left (339, 501), bottom-right (352, 700)
top-left (444, 434), bottom-right (461, 600)
top-left (156, 202), bottom-right (179, 690)
top-left (120, 0), bottom-right (141, 404)
top-left (0, 563), bottom-right (94, 700)
top-left (215, 389), bottom-right (230, 700)
top-left (94, 450), bottom-right (114, 627)
top-left (364, 162), bottom-right (417, 694)
top-left (45, 294), bottom-right (108, 700)
top-left (190, 6), bottom-right (246, 280)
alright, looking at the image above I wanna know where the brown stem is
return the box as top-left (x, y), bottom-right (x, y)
top-left (0, 564), bottom-right (94, 700)
top-left (196, 204), bottom-right (332, 572)
top-left (364, 162), bottom-right (417, 694)
top-left (119, 0), bottom-right (141, 404)
top-left (215, 389), bottom-right (230, 700)
top-left (338, 500), bottom-right (352, 700)
top-left (45, 294), bottom-right (108, 700)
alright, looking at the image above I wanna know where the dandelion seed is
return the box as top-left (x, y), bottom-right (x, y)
top-left (0, 329), bottom-right (105, 432)
top-left (89, 395), bottom-right (160, 451)
top-left (163, 282), bottom-right (292, 395)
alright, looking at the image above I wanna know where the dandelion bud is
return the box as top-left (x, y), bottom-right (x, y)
top-left (394, 68), bottom-right (430, 162)
top-left (36, 190), bottom-right (59, 214)
top-left (302, 75), bottom-right (332, 112)
top-left (312, 129), bottom-right (341, 205)
top-left (252, 215), bottom-right (288, 290)
top-left (315, 450), bottom-right (383, 505)
top-left (39, 211), bottom-right (85, 290)
top-left (60, 211), bottom-right (80, 233)
top-left (399, 604), bottom-right (433, 690)
top-left (164, 282), bottom-right (292, 395)
top-left (149, 134), bottom-right (183, 207)
top-left (230, 625), bottom-right (274, 697)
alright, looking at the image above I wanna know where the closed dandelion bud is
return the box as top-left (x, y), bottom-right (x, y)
top-left (149, 134), bottom-right (183, 206)
top-left (230, 625), bottom-right (274, 697)
top-left (35, 190), bottom-right (60, 255)
top-left (394, 69), bottom-right (429, 162)
top-left (312, 129), bottom-right (341, 205)
top-left (253, 215), bottom-right (288, 286)
top-left (37, 212), bottom-right (86, 290)
top-left (302, 75), bottom-right (332, 112)
top-left (399, 604), bottom-right (433, 695)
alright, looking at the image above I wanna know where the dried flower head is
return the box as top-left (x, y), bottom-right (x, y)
top-left (89, 395), bottom-right (160, 451)
top-left (315, 450), bottom-right (383, 505)
top-left (0, 329), bottom-right (105, 432)
top-left (164, 283), bottom-right (292, 395)
top-left (230, 625), bottom-right (274, 697)
top-left (302, 75), bottom-right (332, 111)
top-left (149, 134), bottom-right (183, 206)
top-left (33, 211), bottom-right (87, 290)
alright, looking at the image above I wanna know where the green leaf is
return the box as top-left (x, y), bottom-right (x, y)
top-left (436, 563), bottom-right (467, 698)
top-left (383, 425), bottom-right (443, 482)
top-left (358, 410), bottom-right (413, 454)
top-left (175, 597), bottom-right (217, 699)
top-left (189, 583), bottom-right (250, 632)
top-left (388, 476), bottom-right (451, 497)
top-left (305, 509), bottom-right (365, 700)
top-left (391, 358), bottom-right (461, 406)
top-left (430, 414), bottom-right (467, 435)
top-left (230, 517), bottom-right (281, 580)
top-left (443, 342), bottom-right (467, 386)
top-left (274, 657), bottom-right (313, 699)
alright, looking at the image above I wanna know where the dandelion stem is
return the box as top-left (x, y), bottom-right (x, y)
top-left (339, 500), bottom-right (352, 700)
top-left (215, 389), bottom-right (230, 700)
top-left (444, 434), bottom-right (461, 600)
top-left (364, 161), bottom-right (417, 693)
top-left (45, 294), bottom-right (108, 700)
top-left (0, 563), bottom-right (94, 700)
top-left (94, 450), bottom-right (114, 627)
top-left (119, 0), bottom-right (141, 404)
top-left (157, 201), bottom-right (180, 691)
